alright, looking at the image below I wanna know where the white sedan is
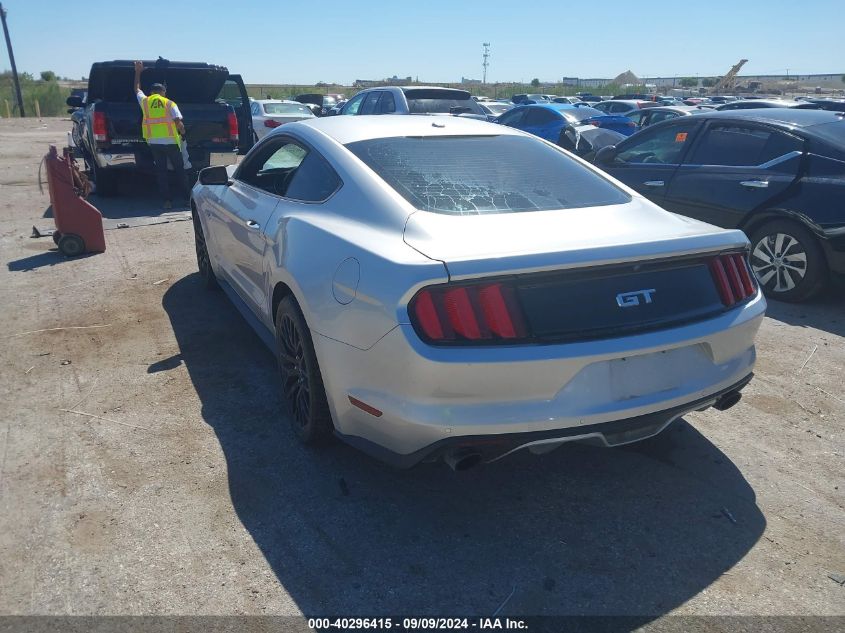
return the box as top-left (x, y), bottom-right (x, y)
top-left (250, 99), bottom-right (315, 141)
top-left (190, 115), bottom-right (764, 470)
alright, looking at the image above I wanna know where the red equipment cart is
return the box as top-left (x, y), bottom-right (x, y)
top-left (44, 145), bottom-right (106, 256)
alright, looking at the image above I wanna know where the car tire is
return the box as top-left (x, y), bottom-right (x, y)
top-left (275, 296), bottom-right (334, 445)
top-left (192, 212), bottom-right (219, 290)
top-left (57, 233), bottom-right (85, 257)
top-left (748, 219), bottom-right (827, 302)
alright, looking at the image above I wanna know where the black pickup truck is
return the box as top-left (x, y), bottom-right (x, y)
top-left (68, 59), bottom-right (254, 195)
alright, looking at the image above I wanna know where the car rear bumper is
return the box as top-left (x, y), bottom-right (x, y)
top-left (313, 291), bottom-right (765, 467)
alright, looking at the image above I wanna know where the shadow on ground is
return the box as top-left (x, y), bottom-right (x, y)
top-left (159, 274), bottom-right (765, 621)
top-left (764, 288), bottom-right (845, 338)
top-left (6, 248), bottom-right (98, 272)
top-left (41, 170), bottom-right (193, 221)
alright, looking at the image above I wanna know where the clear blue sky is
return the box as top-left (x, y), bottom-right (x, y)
top-left (2, 0), bottom-right (841, 84)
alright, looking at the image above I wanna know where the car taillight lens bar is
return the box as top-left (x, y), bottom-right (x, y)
top-left (93, 111), bottom-right (109, 143)
top-left (709, 253), bottom-right (757, 307)
top-left (228, 112), bottom-right (239, 142)
top-left (410, 282), bottom-right (527, 343)
top-left (264, 119), bottom-right (283, 128)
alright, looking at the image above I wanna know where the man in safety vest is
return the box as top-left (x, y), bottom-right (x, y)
top-left (134, 61), bottom-right (189, 209)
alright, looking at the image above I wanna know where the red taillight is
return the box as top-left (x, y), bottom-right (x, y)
top-left (93, 111), bottom-right (108, 143)
top-left (228, 111), bottom-right (239, 142)
top-left (709, 253), bottom-right (757, 307)
top-left (410, 282), bottom-right (526, 343)
top-left (264, 119), bottom-right (283, 128)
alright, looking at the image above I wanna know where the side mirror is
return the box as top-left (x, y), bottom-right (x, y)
top-left (199, 165), bottom-right (231, 186)
top-left (66, 95), bottom-right (83, 108)
top-left (594, 145), bottom-right (618, 165)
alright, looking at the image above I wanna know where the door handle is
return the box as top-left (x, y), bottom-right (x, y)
top-left (643, 180), bottom-right (664, 187)
top-left (245, 219), bottom-right (260, 229)
top-left (740, 180), bottom-right (769, 188)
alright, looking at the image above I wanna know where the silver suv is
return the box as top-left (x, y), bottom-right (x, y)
top-left (337, 86), bottom-right (487, 119)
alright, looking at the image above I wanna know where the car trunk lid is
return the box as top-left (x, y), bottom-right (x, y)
top-left (403, 200), bottom-right (752, 342)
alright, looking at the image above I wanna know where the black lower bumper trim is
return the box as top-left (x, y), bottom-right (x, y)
top-left (335, 373), bottom-right (754, 469)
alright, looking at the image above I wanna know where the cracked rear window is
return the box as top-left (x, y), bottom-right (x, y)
top-left (345, 135), bottom-right (630, 215)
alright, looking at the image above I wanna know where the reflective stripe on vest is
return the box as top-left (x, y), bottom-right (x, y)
top-left (141, 95), bottom-right (179, 143)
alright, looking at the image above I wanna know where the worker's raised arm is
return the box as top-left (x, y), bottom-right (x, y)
top-left (133, 61), bottom-right (143, 95)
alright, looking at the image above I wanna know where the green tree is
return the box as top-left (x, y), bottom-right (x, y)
top-left (679, 77), bottom-right (698, 88)
top-left (530, 78), bottom-right (540, 87)
top-left (841, 75), bottom-right (845, 83)
top-left (702, 77), bottom-right (718, 88)
top-left (40, 70), bottom-right (56, 82)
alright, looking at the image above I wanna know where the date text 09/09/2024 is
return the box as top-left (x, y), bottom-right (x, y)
top-left (308, 618), bottom-right (528, 630)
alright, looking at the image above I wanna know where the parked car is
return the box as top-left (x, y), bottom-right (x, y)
top-left (69, 59), bottom-right (253, 195)
top-left (495, 103), bottom-right (637, 142)
top-left (293, 93), bottom-right (336, 116)
top-left (551, 96), bottom-right (582, 104)
top-left (478, 101), bottom-right (513, 120)
top-left (715, 99), bottom-right (819, 111)
top-left (190, 115), bottom-right (763, 468)
top-left (801, 99), bottom-right (845, 112)
top-left (591, 109), bottom-right (845, 301)
top-left (591, 99), bottom-right (659, 117)
top-left (251, 100), bottom-right (315, 141)
top-left (338, 86), bottom-right (487, 119)
top-left (511, 93), bottom-right (550, 104)
top-left (627, 105), bottom-right (710, 129)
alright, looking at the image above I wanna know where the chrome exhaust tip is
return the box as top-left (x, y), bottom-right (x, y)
top-left (714, 390), bottom-right (742, 411)
top-left (444, 448), bottom-right (483, 472)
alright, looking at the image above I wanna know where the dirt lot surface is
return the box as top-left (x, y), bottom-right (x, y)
top-left (0, 119), bottom-right (843, 624)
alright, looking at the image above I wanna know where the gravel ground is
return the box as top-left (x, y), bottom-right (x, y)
top-left (0, 119), bottom-right (842, 625)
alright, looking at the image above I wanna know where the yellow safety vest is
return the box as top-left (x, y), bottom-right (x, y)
top-left (140, 94), bottom-right (179, 144)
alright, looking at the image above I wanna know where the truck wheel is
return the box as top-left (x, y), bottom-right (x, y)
top-left (275, 296), bottom-right (333, 445)
top-left (749, 219), bottom-right (827, 302)
top-left (58, 233), bottom-right (85, 257)
top-left (91, 162), bottom-right (117, 197)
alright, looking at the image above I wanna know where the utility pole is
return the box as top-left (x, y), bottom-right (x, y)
top-left (0, 3), bottom-right (25, 117)
top-left (482, 43), bottom-right (490, 84)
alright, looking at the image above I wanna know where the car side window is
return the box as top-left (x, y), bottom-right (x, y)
top-left (687, 125), bottom-right (803, 167)
top-left (649, 111), bottom-right (678, 125)
top-left (360, 91), bottom-right (382, 115)
top-left (250, 102), bottom-right (260, 116)
top-left (610, 103), bottom-right (629, 113)
top-left (343, 93), bottom-right (366, 115)
top-left (615, 122), bottom-right (697, 165)
top-left (284, 150), bottom-right (343, 202)
top-left (378, 91), bottom-right (396, 114)
top-left (593, 102), bottom-right (610, 112)
top-left (523, 108), bottom-right (558, 125)
top-left (236, 138), bottom-right (307, 195)
top-left (497, 108), bottom-right (525, 126)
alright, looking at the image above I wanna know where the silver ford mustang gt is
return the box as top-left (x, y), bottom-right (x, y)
top-left (191, 115), bottom-right (765, 470)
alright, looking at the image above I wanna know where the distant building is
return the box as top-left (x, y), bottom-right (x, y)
top-left (461, 77), bottom-right (481, 84)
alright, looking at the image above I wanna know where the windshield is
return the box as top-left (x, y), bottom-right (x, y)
top-left (811, 120), bottom-right (845, 150)
top-left (263, 102), bottom-right (314, 116)
top-left (345, 135), bottom-right (630, 215)
top-left (560, 107), bottom-right (605, 122)
top-left (403, 89), bottom-right (485, 115)
top-left (482, 104), bottom-right (512, 115)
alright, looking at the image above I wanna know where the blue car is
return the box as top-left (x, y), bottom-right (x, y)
top-left (494, 103), bottom-right (636, 143)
